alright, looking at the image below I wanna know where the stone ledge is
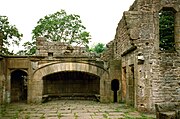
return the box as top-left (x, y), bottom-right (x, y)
top-left (155, 103), bottom-right (180, 119)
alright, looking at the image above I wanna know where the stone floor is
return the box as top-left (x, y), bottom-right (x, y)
top-left (0, 100), bottom-right (156, 119)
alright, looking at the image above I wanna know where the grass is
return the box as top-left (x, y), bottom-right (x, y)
top-left (40, 113), bottom-right (45, 119)
top-left (74, 112), bottom-right (78, 119)
top-left (103, 111), bottom-right (110, 119)
top-left (57, 112), bottom-right (62, 119)
top-left (0, 105), bottom-right (7, 116)
top-left (102, 113), bottom-right (109, 119)
top-left (24, 112), bottom-right (30, 119)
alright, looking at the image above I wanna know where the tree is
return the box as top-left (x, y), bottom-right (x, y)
top-left (88, 43), bottom-right (106, 54)
top-left (0, 16), bottom-right (22, 55)
top-left (21, 9), bottom-right (91, 55)
top-left (159, 9), bottom-right (175, 51)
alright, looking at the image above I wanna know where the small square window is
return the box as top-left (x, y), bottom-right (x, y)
top-left (48, 52), bottom-right (53, 57)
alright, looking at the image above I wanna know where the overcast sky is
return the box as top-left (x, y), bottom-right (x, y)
top-left (0, 0), bottom-right (135, 49)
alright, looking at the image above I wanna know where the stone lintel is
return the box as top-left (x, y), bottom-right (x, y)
top-left (121, 45), bottom-right (137, 57)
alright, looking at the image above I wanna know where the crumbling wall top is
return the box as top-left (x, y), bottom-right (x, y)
top-left (129, 0), bottom-right (180, 12)
top-left (36, 37), bottom-right (97, 58)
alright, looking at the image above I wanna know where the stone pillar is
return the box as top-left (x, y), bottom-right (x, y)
top-left (28, 76), bottom-right (43, 103)
top-left (108, 60), bottom-right (121, 102)
top-left (36, 37), bottom-right (46, 56)
top-left (100, 72), bottom-right (109, 102)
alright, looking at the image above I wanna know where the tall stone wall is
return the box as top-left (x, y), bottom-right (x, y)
top-left (114, 15), bottom-right (132, 60)
top-left (105, 0), bottom-right (180, 112)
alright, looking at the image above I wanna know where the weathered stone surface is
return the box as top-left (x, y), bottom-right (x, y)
top-left (102, 0), bottom-right (180, 112)
top-left (0, 36), bottom-right (120, 104)
top-left (36, 37), bottom-right (89, 57)
top-left (0, 100), bottom-right (156, 119)
top-left (155, 103), bottom-right (180, 119)
top-left (0, 0), bottom-right (180, 113)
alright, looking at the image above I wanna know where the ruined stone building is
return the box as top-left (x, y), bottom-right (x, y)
top-left (102, 0), bottom-right (180, 112)
top-left (0, 0), bottom-right (180, 112)
top-left (0, 37), bottom-right (121, 106)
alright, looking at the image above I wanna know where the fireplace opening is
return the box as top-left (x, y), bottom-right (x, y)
top-left (42, 71), bottom-right (100, 102)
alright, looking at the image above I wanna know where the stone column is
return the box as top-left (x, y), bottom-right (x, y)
top-left (108, 60), bottom-right (121, 102)
top-left (100, 72), bottom-right (109, 102)
top-left (36, 37), bottom-right (46, 56)
top-left (28, 71), bottom-right (43, 103)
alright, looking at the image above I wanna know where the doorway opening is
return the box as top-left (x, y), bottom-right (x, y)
top-left (111, 79), bottom-right (119, 102)
top-left (129, 65), bottom-right (135, 107)
top-left (11, 70), bottom-right (27, 102)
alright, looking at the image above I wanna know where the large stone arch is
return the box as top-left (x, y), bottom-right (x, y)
top-left (28, 62), bottom-right (109, 103)
top-left (33, 62), bottom-right (105, 78)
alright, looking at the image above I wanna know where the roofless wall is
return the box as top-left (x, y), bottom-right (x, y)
top-left (105, 0), bottom-right (180, 112)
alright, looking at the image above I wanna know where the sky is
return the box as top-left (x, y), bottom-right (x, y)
top-left (0, 0), bottom-right (135, 50)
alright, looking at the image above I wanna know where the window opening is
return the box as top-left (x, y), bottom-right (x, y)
top-left (159, 8), bottom-right (176, 51)
top-left (48, 52), bottom-right (53, 57)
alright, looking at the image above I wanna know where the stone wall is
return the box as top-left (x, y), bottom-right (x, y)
top-left (0, 57), bottom-right (5, 104)
top-left (153, 53), bottom-right (180, 103)
top-left (0, 35), bottom-right (119, 104)
top-left (0, 35), bottom-right (3, 104)
top-left (102, 0), bottom-right (180, 112)
top-left (36, 37), bottom-right (88, 57)
top-left (101, 41), bottom-right (114, 61)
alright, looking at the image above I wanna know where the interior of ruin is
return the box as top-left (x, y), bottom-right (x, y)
top-left (0, 0), bottom-right (180, 113)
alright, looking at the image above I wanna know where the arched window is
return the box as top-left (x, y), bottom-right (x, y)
top-left (159, 8), bottom-right (176, 51)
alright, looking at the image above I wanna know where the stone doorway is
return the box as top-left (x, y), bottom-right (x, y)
top-left (11, 70), bottom-right (27, 102)
top-left (42, 71), bottom-right (100, 100)
top-left (111, 79), bottom-right (119, 102)
top-left (129, 65), bottom-right (135, 107)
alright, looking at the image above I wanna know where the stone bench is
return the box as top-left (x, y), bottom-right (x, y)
top-left (42, 93), bottom-right (100, 103)
top-left (155, 102), bottom-right (180, 119)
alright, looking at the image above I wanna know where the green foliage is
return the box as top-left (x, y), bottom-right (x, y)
top-left (33, 10), bottom-right (91, 44)
top-left (21, 9), bottom-right (91, 55)
top-left (0, 16), bottom-right (23, 55)
top-left (17, 41), bottom-right (36, 55)
top-left (159, 10), bottom-right (175, 51)
top-left (89, 43), bottom-right (106, 54)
